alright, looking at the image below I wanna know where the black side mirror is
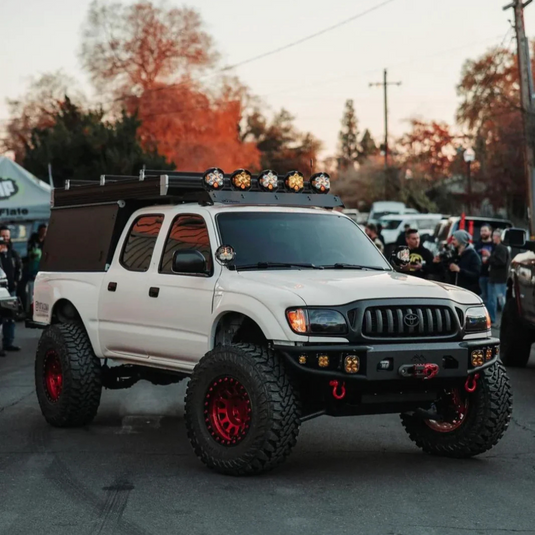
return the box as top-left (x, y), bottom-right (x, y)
top-left (172, 249), bottom-right (207, 274)
top-left (502, 228), bottom-right (528, 248)
top-left (390, 246), bottom-right (410, 268)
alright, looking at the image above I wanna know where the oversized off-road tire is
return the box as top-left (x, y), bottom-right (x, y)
top-left (35, 323), bottom-right (102, 427)
top-left (500, 298), bottom-right (534, 368)
top-left (185, 344), bottom-right (301, 476)
top-left (400, 362), bottom-right (512, 458)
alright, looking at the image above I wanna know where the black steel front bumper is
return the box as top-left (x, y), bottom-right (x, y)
top-left (275, 337), bottom-right (500, 383)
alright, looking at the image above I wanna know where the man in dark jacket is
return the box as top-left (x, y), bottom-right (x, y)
top-left (399, 228), bottom-right (434, 279)
top-left (474, 224), bottom-right (493, 304)
top-left (0, 227), bottom-right (22, 355)
top-left (435, 230), bottom-right (482, 294)
top-left (487, 230), bottom-right (509, 326)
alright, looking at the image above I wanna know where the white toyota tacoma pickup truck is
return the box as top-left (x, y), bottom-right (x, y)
top-left (28, 167), bottom-right (512, 475)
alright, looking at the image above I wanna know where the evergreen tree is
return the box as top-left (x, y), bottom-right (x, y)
top-left (22, 97), bottom-right (172, 185)
top-left (337, 99), bottom-right (359, 170)
top-left (359, 129), bottom-right (378, 162)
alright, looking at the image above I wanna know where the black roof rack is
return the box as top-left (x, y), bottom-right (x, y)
top-left (51, 168), bottom-right (344, 209)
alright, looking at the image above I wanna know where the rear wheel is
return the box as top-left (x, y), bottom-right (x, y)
top-left (35, 323), bottom-right (102, 427)
top-left (500, 298), bottom-right (534, 367)
top-left (185, 344), bottom-right (301, 476)
top-left (400, 362), bottom-right (512, 458)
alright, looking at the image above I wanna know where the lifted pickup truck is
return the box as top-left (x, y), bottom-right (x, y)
top-left (29, 168), bottom-right (512, 475)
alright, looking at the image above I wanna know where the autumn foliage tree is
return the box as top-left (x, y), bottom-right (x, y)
top-left (80, 0), bottom-right (217, 95)
top-left (398, 119), bottom-right (457, 181)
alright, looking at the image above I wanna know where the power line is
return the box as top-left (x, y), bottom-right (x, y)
top-left (220, 0), bottom-right (398, 72)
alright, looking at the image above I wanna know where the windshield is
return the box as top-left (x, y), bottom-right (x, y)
top-left (381, 219), bottom-right (403, 230)
top-left (217, 212), bottom-right (391, 270)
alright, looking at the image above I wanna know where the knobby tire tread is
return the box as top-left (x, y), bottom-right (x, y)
top-left (400, 362), bottom-right (512, 458)
top-left (36, 323), bottom-right (102, 427)
top-left (185, 343), bottom-right (301, 476)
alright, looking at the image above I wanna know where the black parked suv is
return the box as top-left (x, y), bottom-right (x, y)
top-left (500, 228), bottom-right (535, 367)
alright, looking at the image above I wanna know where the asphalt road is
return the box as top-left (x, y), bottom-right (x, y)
top-left (1, 326), bottom-right (535, 535)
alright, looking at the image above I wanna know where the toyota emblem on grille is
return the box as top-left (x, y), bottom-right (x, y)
top-left (404, 313), bottom-right (419, 327)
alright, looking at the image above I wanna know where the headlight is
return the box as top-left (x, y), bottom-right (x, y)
top-left (286, 308), bottom-right (348, 335)
top-left (465, 306), bottom-right (491, 333)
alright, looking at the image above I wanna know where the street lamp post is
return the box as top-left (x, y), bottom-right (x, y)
top-left (464, 147), bottom-right (475, 213)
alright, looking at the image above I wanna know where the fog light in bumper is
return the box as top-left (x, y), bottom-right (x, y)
top-left (471, 349), bottom-right (485, 367)
top-left (318, 355), bottom-right (329, 367)
top-left (344, 355), bottom-right (360, 374)
top-left (298, 355), bottom-right (307, 365)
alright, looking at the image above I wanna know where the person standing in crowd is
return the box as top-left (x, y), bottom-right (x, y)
top-left (0, 227), bottom-right (22, 356)
top-left (474, 224), bottom-right (493, 304)
top-left (487, 229), bottom-right (509, 326)
top-left (28, 224), bottom-right (47, 280)
top-left (399, 228), bottom-right (434, 279)
top-left (434, 230), bottom-right (482, 294)
top-left (396, 223), bottom-right (411, 246)
top-left (376, 223), bottom-right (386, 248)
top-left (17, 223), bottom-right (47, 317)
top-left (365, 223), bottom-right (384, 253)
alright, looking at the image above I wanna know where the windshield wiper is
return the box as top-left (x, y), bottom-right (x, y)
top-left (321, 263), bottom-right (388, 271)
top-left (236, 262), bottom-right (324, 271)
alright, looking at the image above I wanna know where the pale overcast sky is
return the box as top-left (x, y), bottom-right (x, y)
top-left (0, 0), bottom-right (533, 157)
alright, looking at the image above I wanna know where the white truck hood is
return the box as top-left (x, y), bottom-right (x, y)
top-left (236, 270), bottom-right (481, 306)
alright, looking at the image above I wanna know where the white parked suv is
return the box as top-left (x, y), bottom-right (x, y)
top-left (28, 168), bottom-right (512, 475)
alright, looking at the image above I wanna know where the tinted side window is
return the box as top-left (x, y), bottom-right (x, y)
top-left (121, 215), bottom-right (164, 272)
top-left (160, 214), bottom-right (213, 275)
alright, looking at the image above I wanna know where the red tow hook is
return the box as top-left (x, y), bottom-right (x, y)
top-left (329, 380), bottom-right (346, 400)
top-left (465, 373), bottom-right (480, 393)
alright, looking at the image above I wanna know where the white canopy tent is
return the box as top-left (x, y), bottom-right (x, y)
top-left (0, 156), bottom-right (51, 222)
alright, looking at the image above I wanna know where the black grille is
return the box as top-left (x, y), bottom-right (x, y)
top-left (360, 305), bottom-right (458, 338)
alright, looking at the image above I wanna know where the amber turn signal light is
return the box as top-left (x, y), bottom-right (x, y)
top-left (286, 309), bottom-right (308, 333)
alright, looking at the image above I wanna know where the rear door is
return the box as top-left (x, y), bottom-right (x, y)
top-left (145, 211), bottom-right (220, 365)
top-left (98, 213), bottom-right (165, 359)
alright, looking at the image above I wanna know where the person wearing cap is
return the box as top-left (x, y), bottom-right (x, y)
top-left (434, 230), bottom-right (482, 294)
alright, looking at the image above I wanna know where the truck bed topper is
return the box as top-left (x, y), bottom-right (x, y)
top-left (42, 167), bottom-right (342, 273)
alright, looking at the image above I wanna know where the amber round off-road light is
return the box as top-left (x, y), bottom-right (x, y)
top-left (471, 349), bottom-right (484, 367)
top-left (485, 347), bottom-right (493, 361)
top-left (318, 355), bottom-right (330, 367)
top-left (310, 172), bottom-right (331, 193)
top-left (298, 355), bottom-right (307, 365)
top-left (284, 171), bottom-right (304, 192)
top-left (344, 355), bottom-right (360, 374)
top-left (203, 167), bottom-right (224, 189)
top-left (258, 170), bottom-right (279, 191)
top-left (230, 169), bottom-right (252, 190)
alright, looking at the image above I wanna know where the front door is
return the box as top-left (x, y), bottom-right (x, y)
top-left (98, 213), bottom-right (165, 359)
top-left (145, 212), bottom-right (219, 365)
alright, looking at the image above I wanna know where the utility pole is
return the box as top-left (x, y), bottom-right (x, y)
top-left (370, 69), bottom-right (401, 198)
top-left (504, 0), bottom-right (535, 235)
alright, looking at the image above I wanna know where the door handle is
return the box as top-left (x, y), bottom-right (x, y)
top-left (149, 287), bottom-right (160, 298)
top-left (108, 282), bottom-right (117, 292)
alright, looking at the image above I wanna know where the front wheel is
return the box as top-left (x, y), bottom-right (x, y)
top-left (184, 344), bottom-right (301, 476)
top-left (400, 362), bottom-right (512, 458)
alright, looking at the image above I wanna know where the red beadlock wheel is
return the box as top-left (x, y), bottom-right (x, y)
top-left (44, 350), bottom-right (63, 402)
top-left (424, 388), bottom-right (468, 433)
top-left (204, 377), bottom-right (252, 446)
